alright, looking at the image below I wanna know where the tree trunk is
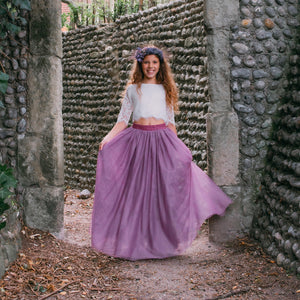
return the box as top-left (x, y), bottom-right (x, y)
top-left (92, 0), bottom-right (96, 25)
top-left (149, 0), bottom-right (156, 8)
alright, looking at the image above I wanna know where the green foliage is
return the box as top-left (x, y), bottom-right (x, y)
top-left (0, 71), bottom-right (9, 95)
top-left (61, 12), bottom-right (69, 30)
top-left (63, 1), bottom-right (107, 29)
top-left (0, 0), bottom-right (31, 38)
top-left (61, 12), bottom-right (70, 30)
top-left (62, 0), bottom-right (161, 30)
top-left (0, 0), bottom-right (31, 95)
top-left (0, 72), bottom-right (9, 108)
top-left (12, 0), bottom-right (30, 10)
top-left (113, 0), bottom-right (139, 22)
top-left (0, 164), bottom-right (17, 230)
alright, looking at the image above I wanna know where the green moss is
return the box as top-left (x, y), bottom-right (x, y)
top-left (30, 17), bottom-right (51, 43)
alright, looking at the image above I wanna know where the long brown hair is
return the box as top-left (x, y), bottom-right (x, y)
top-left (124, 45), bottom-right (179, 112)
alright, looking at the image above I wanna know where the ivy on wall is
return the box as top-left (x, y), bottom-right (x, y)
top-left (0, 0), bottom-right (31, 100)
top-left (0, 164), bottom-right (17, 229)
top-left (0, 0), bottom-right (30, 228)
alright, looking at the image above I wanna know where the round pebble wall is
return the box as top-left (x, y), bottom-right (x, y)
top-left (252, 48), bottom-right (300, 274)
top-left (0, 9), bottom-right (28, 278)
top-left (0, 0), bottom-right (298, 278)
top-left (63, 0), bottom-right (300, 274)
top-left (62, 0), bottom-right (208, 190)
top-left (230, 0), bottom-right (299, 274)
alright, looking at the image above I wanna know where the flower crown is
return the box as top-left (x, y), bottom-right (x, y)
top-left (135, 47), bottom-right (164, 63)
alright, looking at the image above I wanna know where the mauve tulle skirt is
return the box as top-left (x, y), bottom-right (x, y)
top-left (91, 123), bottom-right (232, 260)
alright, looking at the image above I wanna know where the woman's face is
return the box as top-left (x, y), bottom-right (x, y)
top-left (141, 55), bottom-right (160, 82)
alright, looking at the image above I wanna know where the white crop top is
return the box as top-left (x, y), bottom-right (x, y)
top-left (117, 84), bottom-right (175, 125)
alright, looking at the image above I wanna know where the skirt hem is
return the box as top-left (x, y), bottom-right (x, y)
top-left (91, 125), bottom-right (232, 260)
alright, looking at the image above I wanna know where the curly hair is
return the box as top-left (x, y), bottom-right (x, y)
top-left (124, 45), bottom-right (179, 112)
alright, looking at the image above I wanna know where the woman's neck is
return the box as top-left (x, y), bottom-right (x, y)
top-left (142, 78), bottom-right (158, 84)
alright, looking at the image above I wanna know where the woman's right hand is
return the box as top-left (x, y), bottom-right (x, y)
top-left (98, 121), bottom-right (127, 151)
top-left (99, 139), bottom-right (108, 151)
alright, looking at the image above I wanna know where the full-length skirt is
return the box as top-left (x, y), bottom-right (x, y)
top-left (91, 123), bottom-right (232, 260)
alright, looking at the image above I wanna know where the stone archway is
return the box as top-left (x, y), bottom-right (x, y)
top-left (17, 0), bottom-right (242, 242)
top-left (17, 0), bottom-right (64, 237)
top-left (204, 0), bottom-right (242, 242)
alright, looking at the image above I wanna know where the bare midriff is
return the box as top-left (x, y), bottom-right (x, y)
top-left (134, 117), bottom-right (165, 125)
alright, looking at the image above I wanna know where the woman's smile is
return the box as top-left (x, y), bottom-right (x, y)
top-left (142, 54), bottom-right (160, 82)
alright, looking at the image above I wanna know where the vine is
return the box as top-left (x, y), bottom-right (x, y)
top-left (0, 1), bottom-right (29, 229)
top-left (0, 0), bottom-right (31, 104)
top-left (0, 164), bottom-right (17, 230)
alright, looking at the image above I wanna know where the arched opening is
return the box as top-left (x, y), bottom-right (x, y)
top-left (18, 0), bottom-right (241, 242)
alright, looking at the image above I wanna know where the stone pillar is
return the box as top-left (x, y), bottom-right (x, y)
top-left (204, 0), bottom-right (242, 242)
top-left (17, 0), bottom-right (64, 237)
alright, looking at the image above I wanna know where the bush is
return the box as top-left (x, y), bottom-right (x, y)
top-left (0, 164), bottom-right (17, 230)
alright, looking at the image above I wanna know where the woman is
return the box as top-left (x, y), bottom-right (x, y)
top-left (91, 46), bottom-right (232, 260)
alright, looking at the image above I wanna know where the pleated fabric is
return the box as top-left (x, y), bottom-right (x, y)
top-left (91, 124), bottom-right (232, 260)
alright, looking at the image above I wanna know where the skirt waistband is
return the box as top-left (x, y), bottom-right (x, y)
top-left (132, 123), bottom-right (167, 131)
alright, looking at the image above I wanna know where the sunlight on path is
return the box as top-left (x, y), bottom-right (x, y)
top-left (114, 233), bottom-right (221, 299)
top-left (63, 190), bottom-right (299, 300)
top-left (64, 190), bottom-right (93, 247)
top-left (63, 189), bottom-right (221, 298)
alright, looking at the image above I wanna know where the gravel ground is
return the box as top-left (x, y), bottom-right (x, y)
top-left (0, 190), bottom-right (299, 299)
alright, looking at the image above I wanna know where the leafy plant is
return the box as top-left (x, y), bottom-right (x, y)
top-left (62, 0), bottom-right (165, 30)
top-left (0, 0), bottom-right (31, 98)
top-left (61, 12), bottom-right (69, 29)
top-left (0, 164), bottom-right (17, 230)
top-left (0, 0), bottom-right (31, 38)
top-left (113, 0), bottom-right (139, 21)
top-left (0, 72), bottom-right (9, 96)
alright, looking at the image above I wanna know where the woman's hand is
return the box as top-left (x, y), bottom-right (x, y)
top-left (167, 123), bottom-right (177, 135)
top-left (98, 121), bottom-right (127, 151)
top-left (99, 139), bottom-right (108, 151)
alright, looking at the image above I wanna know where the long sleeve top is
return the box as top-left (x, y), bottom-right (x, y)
top-left (117, 84), bottom-right (175, 125)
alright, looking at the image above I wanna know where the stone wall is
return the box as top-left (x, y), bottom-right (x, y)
top-left (0, 10), bottom-right (29, 278)
top-left (0, 0), bottom-right (298, 278)
top-left (230, 0), bottom-right (299, 274)
top-left (17, 0), bottom-right (64, 238)
top-left (0, 0), bottom-right (65, 278)
top-left (252, 38), bottom-right (299, 274)
top-left (61, 0), bottom-right (299, 274)
top-left (62, 0), bottom-right (208, 190)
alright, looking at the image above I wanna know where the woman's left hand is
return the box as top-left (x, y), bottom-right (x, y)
top-left (167, 123), bottom-right (177, 135)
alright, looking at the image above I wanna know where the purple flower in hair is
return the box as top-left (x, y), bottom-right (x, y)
top-left (135, 47), bottom-right (147, 63)
top-left (135, 47), bottom-right (164, 63)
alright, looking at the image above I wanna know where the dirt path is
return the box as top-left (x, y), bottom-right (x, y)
top-left (0, 190), bottom-right (299, 299)
top-left (64, 190), bottom-right (299, 300)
